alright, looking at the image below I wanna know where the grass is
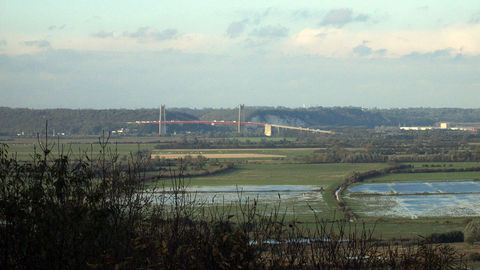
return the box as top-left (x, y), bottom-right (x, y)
top-left (408, 162), bottom-right (480, 169)
top-left (1, 139), bottom-right (157, 161)
top-left (173, 163), bottom-right (387, 186)
top-left (367, 171), bottom-right (480, 182)
top-left (3, 137), bottom-right (480, 239)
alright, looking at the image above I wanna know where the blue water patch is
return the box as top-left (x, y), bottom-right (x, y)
top-left (188, 185), bottom-right (316, 193)
top-left (392, 182), bottom-right (436, 194)
top-left (349, 181), bottom-right (480, 194)
top-left (348, 183), bottom-right (394, 193)
top-left (349, 192), bottom-right (480, 217)
top-left (152, 185), bottom-right (328, 214)
top-left (431, 182), bottom-right (480, 193)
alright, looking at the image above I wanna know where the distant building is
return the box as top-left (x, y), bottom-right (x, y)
top-left (400, 126), bottom-right (433, 131)
top-left (400, 122), bottom-right (477, 132)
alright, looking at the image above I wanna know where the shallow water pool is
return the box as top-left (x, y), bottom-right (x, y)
top-left (346, 181), bottom-right (480, 217)
top-left (152, 185), bottom-right (328, 215)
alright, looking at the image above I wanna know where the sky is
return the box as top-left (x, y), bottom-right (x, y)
top-left (0, 1), bottom-right (479, 109)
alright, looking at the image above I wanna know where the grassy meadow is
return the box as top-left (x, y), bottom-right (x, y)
top-left (3, 136), bottom-right (480, 239)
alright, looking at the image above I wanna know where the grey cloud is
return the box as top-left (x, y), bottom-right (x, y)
top-left (353, 44), bottom-right (372, 56)
top-left (470, 12), bottom-right (480, 24)
top-left (252, 7), bottom-right (272, 25)
top-left (250, 25), bottom-right (288, 38)
top-left (24, 40), bottom-right (50, 48)
top-left (374, 49), bottom-right (387, 56)
top-left (292, 9), bottom-right (312, 19)
top-left (92, 31), bottom-right (115, 38)
top-left (1, 49), bottom-right (480, 109)
top-left (353, 42), bottom-right (387, 57)
top-left (48, 24), bottom-right (66, 31)
top-left (226, 19), bottom-right (248, 38)
top-left (417, 6), bottom-right (429, 11)
top-left (242, 38), bottom-right (269, 49)
top-left (355, 14), bottom-right (369, 22)
top-left (0, 40), bottom-right (6, 46)
top-left (123, 27), bottom-right (178, 41)
top-left (405, 48), bottom-right (454, 59)
top-left (320, 9), bottom-right (369, 27)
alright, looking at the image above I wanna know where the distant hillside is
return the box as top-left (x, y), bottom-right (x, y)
top-left (0, 108), bottom-right (197, 136)
top-left (1, 107), bottom-right (480, 136)
top-left (249, 107), bottom-right (480, 128)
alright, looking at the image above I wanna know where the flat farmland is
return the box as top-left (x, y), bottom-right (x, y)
top-left (154, 163), bottom-right (388, 220)
top-left (1, 141), bottom-right (156, 161)
top-left (178, 163), bottom-right (388, 186)
top-left (151, 148), bottom-right (321, 160)
top-left (367, 171), bottom-right (480, 182)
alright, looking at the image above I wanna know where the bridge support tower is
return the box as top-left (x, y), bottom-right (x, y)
top-left (237, 104), bottom-right (245, 134)
top-left (264, 124), bottom-right (272, 136)
top-left (159, 105), bottom-right (167, 136)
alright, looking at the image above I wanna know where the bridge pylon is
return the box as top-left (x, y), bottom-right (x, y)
top-left (237, 104), bottom-right (245, 134)
top-left (159, 105), bottom-right (167, 136)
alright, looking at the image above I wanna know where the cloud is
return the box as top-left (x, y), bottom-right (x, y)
top-left (252, 7), bottom-right (272, 25)
top-left (48, 24), bottom-right (66, 31)
top-left (250, 25), bottom-right (288, 38)
top-left (2, 49), bottom-right (480, 109)
top-left (286, 24), bottom-right (480, 57)
top-left (353, 44), bottom-right (372, 56)
top-left (320, 9), bottom-right (369, 27)
top-left (23, 40), bottom-right (51, 48)
top-left (0, 40), bottom-right (6, 46)
top-left (417, 6), bottom-right (429, 11)
top-left (353, 42), bottom-right (388, 57)
top-left (123, 27), bottom-right (178, 41)
top-left (242, 38), bottom-right (269, 49)
top-left (292, 9), bottom-right (313, 20)
top-left (226, 19), bottom-right (248, 38)
top-left (405, 48), bottom-right (454, 59)
top-left (92, 31), bottom-right (115, 38)
top-left (470, 12), bottom-right (480, 24)
top-left (374, 49), bottom-right (387, 56)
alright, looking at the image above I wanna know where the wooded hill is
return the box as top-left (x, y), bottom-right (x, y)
top-left (1, 106), bottom-right (480, 136)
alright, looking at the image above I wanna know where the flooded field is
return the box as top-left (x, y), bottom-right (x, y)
top-left (348, 181), bottom-right (480, 194)
top-left (154, 185), bottom-right (328, 215)
top-left (346, 181), bottom-right (480, 218)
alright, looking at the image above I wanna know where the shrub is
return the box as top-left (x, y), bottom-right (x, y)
top-left (425, 231), bottom-right (464, 243)
top-left (465, 220), bottom-right (480, 244)
top-left (0, 133), bottom-right (470, 269)
top-left (469, 252), bottom-right (480, 262)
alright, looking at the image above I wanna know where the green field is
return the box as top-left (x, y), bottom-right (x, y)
top-left (1, 138), bottom-right (159, 161)
top-left (176, 163), bottom-right (386, 186)
top-left (3, 137), bottom-right (480, 239)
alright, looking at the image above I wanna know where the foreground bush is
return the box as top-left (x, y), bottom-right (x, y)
top-left (425, 231), bottom-right (464, 244)
top-left (0, 136), bottom-right (468, 269)
top-left (465, 220), bottom-right (480, 244)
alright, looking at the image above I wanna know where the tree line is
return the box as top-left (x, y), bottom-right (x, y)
top-left (3, 106), bottom-right (480, 135)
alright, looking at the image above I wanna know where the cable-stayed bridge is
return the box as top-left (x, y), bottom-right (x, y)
top-left (128, 105), bottom-right (333, 136)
